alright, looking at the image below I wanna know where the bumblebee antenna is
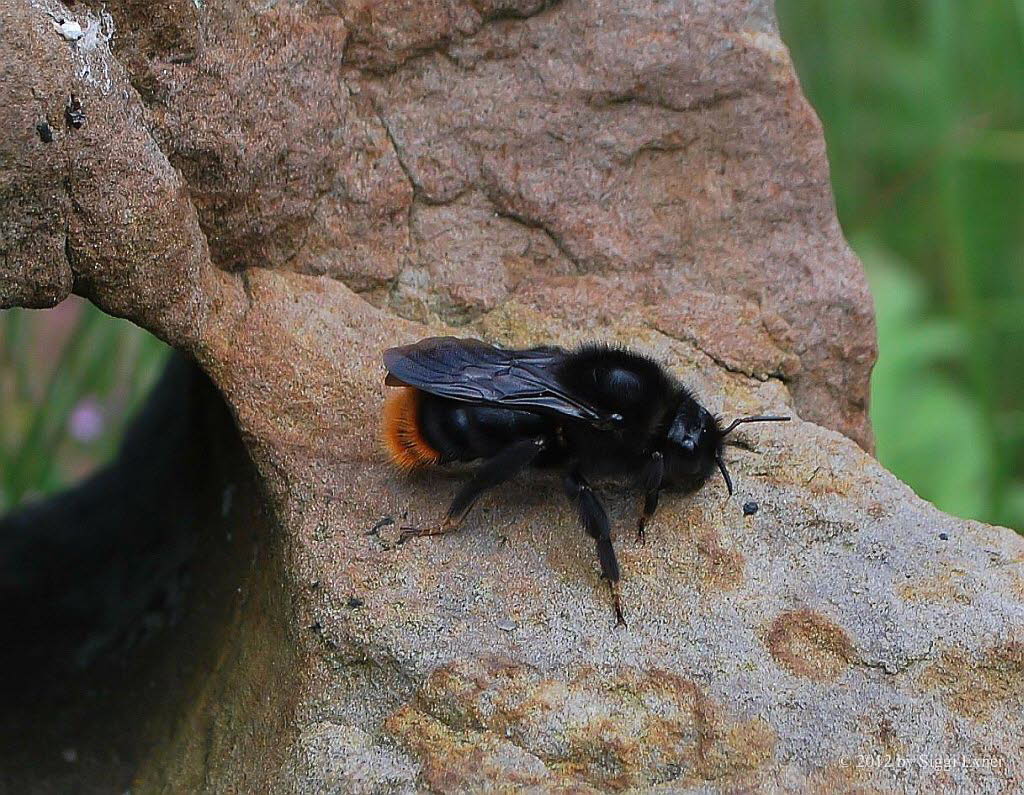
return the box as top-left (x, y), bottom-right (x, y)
top-left (716, 453), bottom-right (734, 496)
top-left (717, 415), bottom-right (789, 495)
top-left (720, 415), bottom-right (791, 437)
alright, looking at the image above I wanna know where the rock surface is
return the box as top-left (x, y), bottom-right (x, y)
top-left (3, 0), bottom-right (1023, 792)
top-left (2, 0), bottom-right (874, 447)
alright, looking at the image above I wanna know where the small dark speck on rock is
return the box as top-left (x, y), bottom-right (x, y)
top-left (743, 500), bottom-right (759, 516)
top-left (65, 94), bottom-right (85, 129)
top-left (346, 596), bottom-right (365, 609)
top-left (939, 533), bottom-right (949, 541)
top-left (36, 122), bottom-right (53, 142)
top-left (367, 516), bottom-right (394, 535)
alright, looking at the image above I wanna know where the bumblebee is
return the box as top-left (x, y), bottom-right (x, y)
top-left (382, 336), bottom-right (788, 624)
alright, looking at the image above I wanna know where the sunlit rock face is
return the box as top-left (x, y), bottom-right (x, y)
top-left (5, 0), bottom-right (1023, 792)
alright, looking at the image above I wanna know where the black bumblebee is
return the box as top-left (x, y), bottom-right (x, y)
top-left (382, 336), bottom-right (788, 624)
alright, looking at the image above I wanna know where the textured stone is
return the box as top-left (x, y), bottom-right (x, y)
top-left (4, 0), bottom-right (1023, 792)
top-left (0, 0), bottom-right (230, 344)
top-left (4, 0), bottom-right (874, 446)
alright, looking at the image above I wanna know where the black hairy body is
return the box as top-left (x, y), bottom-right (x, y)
top-left (382, 336), bottom-right (787, 624)
top-left (415, 346), bottom-right (712, 486)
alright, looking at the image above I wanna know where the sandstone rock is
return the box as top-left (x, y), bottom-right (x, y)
top-left (2, 0), bottom-right (874, 447)
top-left (3, 0), bottom-right (1023, 792)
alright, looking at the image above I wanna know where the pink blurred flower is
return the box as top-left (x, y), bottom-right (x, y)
top-left (69, 397), bottom-right (105, 442)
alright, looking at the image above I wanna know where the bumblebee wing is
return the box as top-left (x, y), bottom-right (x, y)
top-left (383, 336), bottom-right (611, 424)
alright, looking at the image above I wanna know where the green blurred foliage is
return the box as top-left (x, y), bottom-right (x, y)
top-left (0, 301), bottom-right (169, 513)
top-left (860, 237), bottom-right (993, 521)
top-left (778, 0), bottom-right (1024, 529)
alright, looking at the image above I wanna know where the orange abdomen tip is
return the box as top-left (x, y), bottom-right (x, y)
top-left (382, 387), bottom-right (441, 471)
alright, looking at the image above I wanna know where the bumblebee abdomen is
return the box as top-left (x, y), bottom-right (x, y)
top-left (382, 387), bottom-right (442, 471)
top-left (384, 387), bottom-right (555, 468)
top-left (420, 394), bottom-right (553, 463)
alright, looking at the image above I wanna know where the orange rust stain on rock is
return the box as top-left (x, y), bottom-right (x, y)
top-left (869, 716), bottom-right (905, 758)
top-left (384, 657), bottom-right (776, 792)
top-left (867, 501), bottom-right (888, 520)
top-left (695, 526), bottom-right (745, 592)
top-left (809, 760), bottom-right (888, 794)
top-left (1006, 571), bottom-right (1024, 602)
top-left (765, 609), bottom-right (855, 682)
top-left (587, 506), bottom-right (744, 596)
top-left (383, 704), bottom-right (564, 794)
top-left (918, 642), bottom-right (1024, 723)
top-left (898, 572), bottom-right (972, 605)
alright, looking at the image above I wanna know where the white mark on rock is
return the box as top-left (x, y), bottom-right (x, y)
top-left (55, 19), bottom-right (83, 40)
top-left (38, 3), bottom-right (117, 93)
top-left (79, 12), bottom-right (115, 54)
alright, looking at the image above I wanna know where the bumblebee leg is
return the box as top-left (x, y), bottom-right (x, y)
top-left (448, 437), bottom-right (548, 523)
top-left (636, 452), bottom-right (664, 545)
top-left (401, 437), bottom-right (548, 544)
top-left (398, 517), bottom-right (461, 543)
top-left (608, 580), bottom-right (626, 627)
top-left (563, 469), bottom-right (625, 627)
top-left (637, 488), bottom-right (661, 546)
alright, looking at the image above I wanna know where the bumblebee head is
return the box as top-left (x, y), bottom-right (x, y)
top-left (664, 399), bottom-right (790, 495)
top-left (663, 400), bottom-right (720, 488)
